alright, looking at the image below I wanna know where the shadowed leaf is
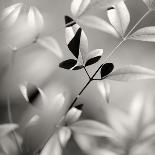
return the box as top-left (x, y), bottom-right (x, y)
top-left (101, 63), bottom-right (114, 79)
top-left (59, 59), bottom-right (77, 70)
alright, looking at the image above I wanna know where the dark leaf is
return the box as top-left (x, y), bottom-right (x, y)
top-left (101, 63), bottom-right (114, 79)
top-left (72, 65), bottom-right (83, 70)
top-left (59, 59), bottom-right (77, 69)
top-left (65, 16), bottom-right (76, 27)
top-left (68, 28), bottom-right (82, 58)
top-left (75, 104), bottom-right (84, 110)
top-left (85, 56), bottom-right (101, 67)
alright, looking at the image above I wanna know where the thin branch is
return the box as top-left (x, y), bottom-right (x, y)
top-left (83, 66), bottom-right (91, 79)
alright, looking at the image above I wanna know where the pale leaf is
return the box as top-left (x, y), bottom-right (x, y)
top-left (129, 26), bottom-right (155, 42)
top-left (97, 81), bottom-right (110, 103)
top-left (78, 15), bottom-right (119, 37)
top-left (70, 120), bottom-right (115, 138)
top-left (71, 0), bottom-right (90, 17)
top-left (38, 36), bottom-right (63, 58)
top-left (58, 127), bottom-right (71, 147)
top-left (0, 124), bottom-right (18, 137)
top-left (142, 0), bottom-right (155, 9)
top-left (106, 65), bottom-right (155, 81)
top-left (40, 132), bottom-right (62, 155)
top-left (107, 1), bottom-right (130, 37)
top-left (26, 115), bottom-right (40, 127)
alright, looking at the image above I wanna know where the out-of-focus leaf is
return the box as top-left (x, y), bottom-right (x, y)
top-left (59, 59), bottom-right (77, 70)
top-left (129, 27), bottom-right (155, 42)
top-left (2, 3), bottom-right (23, 27)
top-left (106, 65), bottom-right (155, 81)
top-left (0, 124), bottom-right (18, 137)
top-left (85, 49), bottom-right (103, 66)
top-left (142, 0), bottom-right (155, 9)
top-left (38, 36), bottom-right (63, 59)
top-left (97, 81), bottom-right (110, 103)
top-left (26, 115), bottom-right (40, 127)
top-left (70, 120), bottom-right (115, 138)
top-left (20, 83), bottom-right (47, 106)
top-left (68, 28), bottom-right (82, 58)
top-left (71, 0), bottom-right (91, 17)
top-left (65, 104), bottom-right (83, 125)
top-left (107, 1), bottom-right (130, 37)
top-left (101, 63), bottom-right (114, 79)
top-left (40, 132), bottom-right (62, 155)
top-left (90, 0), bottom-right (123, 10)
top-left (58, 127), bottom-right (71, 147)
top-left (78, 15), bottom-right (119, 37)
top-left (27, 6), bottom-right (44, 35)
top-left (65, 16), bottom-right (88, 62)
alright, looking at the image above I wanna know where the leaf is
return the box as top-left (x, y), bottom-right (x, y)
top-left (27, 7), bottom-right (44, 34)
top-left (65, 104), bottom-right (83, 125)
top-left (71, 0), bottom-right (91, 17)
top-left (2, 3), bottom-right (23, 27)
top-left (85, 49), bottom-right (103, 66)
top-left (129, 27), bottom-right (155, 42)
top-left (70, 120), bottom-right (115, 138)
top-left (107, 1), bottom-right (130, 37)
top-left (20, 83), bottom-right (47, 106)
top-left (59, 59), bottom-right (77, 70)
top-left (37, 36), bottom-right (63, 59)
top-left (142, 0), bottom-right (155, 9)
top-left (68, 28), bottom-right (82, 58)
top-left (0, 124), bottom-right (18, 137)
top-left (40, 132), bottom-right (62, 155)
top-left (78, 15), bottom-right (119, 37)
top-left (26, 115), bottom-right (40, 127)
top-left (58, 127), bottom-right (71, 147)
top-left (97, 81), bottom-right (110, 103)
top-left (65, 16), bottom-right (88, 61)
top-left (106, 65), bottom-right (155, 81)
top-left (100, 63), bottom-right (114, 79)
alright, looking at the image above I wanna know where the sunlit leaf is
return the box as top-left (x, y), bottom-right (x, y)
top-left (101, 63), bottom-right (114, 79)
top-left (0, 124), bottom-right (18, 137)
top-left (38, 36), bottom-right (63, 59)
top-left (40, 132), bottom-right (62, 155)
top-left (65, 104), bottom-right (83, 125)
top-left (2, 3), bottom-right (23, 27)
top-left (85, 49), bottom-right (103, 66)
top-left (68, 28), bottom-right (82, 58)
top-left (65, 16), bottom-right (88, 62)
top-left (106, 65), bottom-right (155, 81)
top-left (78, 15), bottom-right (119, 37)
top-left (107, 1), bottom-right (130, 37)
top-left (71, 0), bottom-right (91, 17)
top-left (58, 127), bottom-right (71, 147)
top-left (129, 27), bottom-right (155, 42)
top-left (70, 120), bottom-right (115, 138)
top-left (97, 81), bottom-right (110, 103)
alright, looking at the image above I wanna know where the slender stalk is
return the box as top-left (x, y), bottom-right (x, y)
top-left (34, 9), bottom-right (151, 155)
top-left (83, 66), bottom-right (91, 79)
top-left (7, 51), bottom-right (24, 154)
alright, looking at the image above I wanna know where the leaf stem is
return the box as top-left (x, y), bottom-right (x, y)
top-left (83, 66), bottom-right (91, 79)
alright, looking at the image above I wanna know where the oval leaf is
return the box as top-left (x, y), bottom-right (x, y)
top-left (107, 65), bottom-right (155, 81)
top-left (129, 26), bottom-right (155, 42)
top-left (85, 49), bottom-right (103, 67)
top-left (71, 0), bottom-right (91, 17)
top-left (78, 15), bottom-right (119, 37)
top-left (107, 1), bottom-right (130, 37)
top-left (70, 120), bottom-right (115, 138)
top-left (101, 63), bottom-right (114, 79)
top-left (59, 59), bottom-right (77, 70)
top-left (68, 28), bottom-right (82, 59)
top-left (37, 36), bottom-right (63, 59)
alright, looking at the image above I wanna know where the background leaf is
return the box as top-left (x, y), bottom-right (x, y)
top-left (71, 0), bottom-right (90, 17)
top-left (107, 1), bottom-right (130, 37)
top-left (129, 26), bottom-right (155, 42)
top-left (78, 15), bottom-right (119, 37)
top-left (142, 0), bottom-right (155, 9)
top-left (107, 65), bottom-right (155, 81)
top-left (38, 36), bottom-right (63, 59)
